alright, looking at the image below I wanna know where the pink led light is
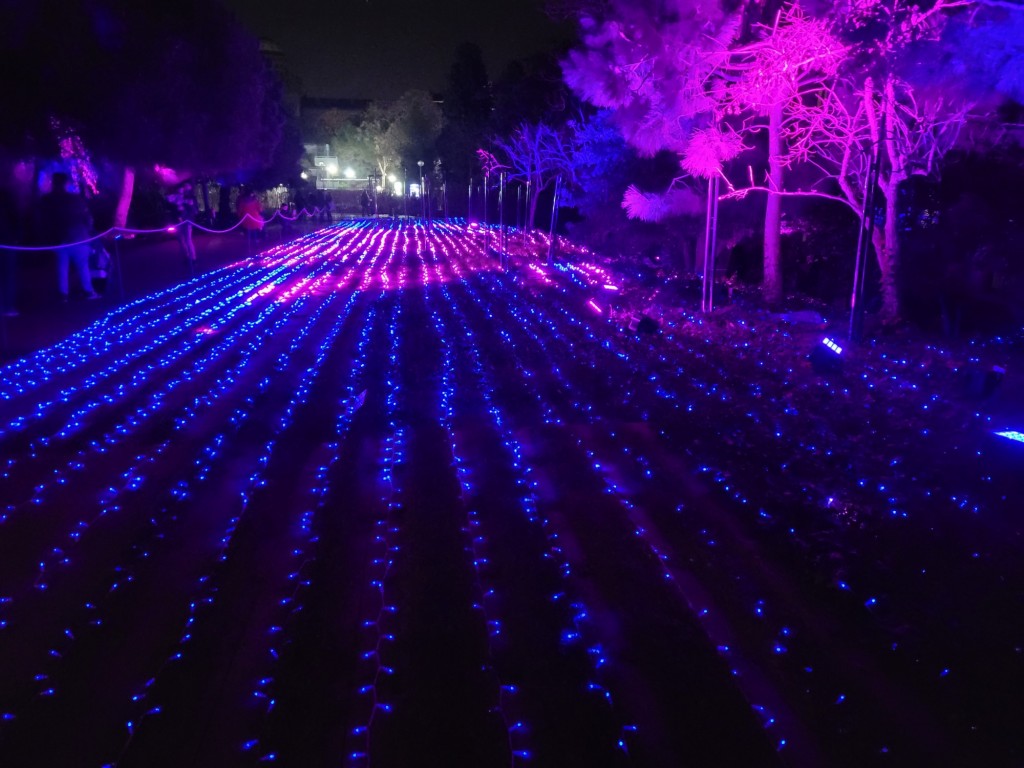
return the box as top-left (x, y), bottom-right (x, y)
top-left (587, 300), bottom-right (603, 314)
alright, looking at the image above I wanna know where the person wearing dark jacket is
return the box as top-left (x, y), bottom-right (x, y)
top-left (38, 172), bottom-right (98, 301)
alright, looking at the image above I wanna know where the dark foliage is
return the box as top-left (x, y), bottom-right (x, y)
top-left (437, 43), bottom-right (493, 184)
top-left (0, 0), bottom-right (287, 177)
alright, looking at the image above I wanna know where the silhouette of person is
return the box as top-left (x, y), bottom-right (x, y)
top-left (38, 172), bottom-right (98, 302)
top-left (167, 181), bottom-right (198, 262)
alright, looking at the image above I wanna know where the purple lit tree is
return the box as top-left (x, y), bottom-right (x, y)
top-left (490, 122), bottom-right (578, 230)
top-left (718, 5), bottom-right (846, 303)
top-left (560, 0), bottom-right (1023, 316)
top-left (558, 0), bottom-right (748, 294)
top-left (827, 0), bottom-right (1024, 322)
top-left (561, 0), bottom-right (845, 303)
top-left (724, 0), bottom-right (1024, 321)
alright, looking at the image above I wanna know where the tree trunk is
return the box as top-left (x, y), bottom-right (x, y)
top-left (527, 177), bottom-right (540, 232)
top-left (113, 166), bottom-right (135, 230)
top-left (763, 103), bottom-right (784, 304)
top-left (876, 177), bottom-right (901, 323)
top-left (875, 80), bottom-right (905, 325)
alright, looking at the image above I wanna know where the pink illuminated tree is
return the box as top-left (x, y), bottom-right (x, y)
top-left (718, 5), bottom-right (846, 302)
top-left (818, 0), bottom-right (998, 322)
top-left (560, 0), bottom-right (1023, 317)
top-left (717, 0), bottom-right (1024, 322)
top-left (561, 0), bottom-right (844, 303)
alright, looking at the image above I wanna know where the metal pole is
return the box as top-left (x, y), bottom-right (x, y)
top-left (705, 175), bottom-right (720, 312)
top-left (547, 175), bottom-right (562, 268)
top-left (516, 184), bottom-right (522, 232)
top-left (418, 161), bottom-right (425, 220)
top-left (499, 172), bottom-right (507, 270)
top-left (702, 178), bottom-right (714, 313)
top-left (113, 235), bottom-right (125, 300)
top-left (523, 180), bottom-right (530, 246)
top-left (186, 222), bottom-right (195, 279)
top-left (484, 172), bottom-right (490, 255)
top-left (524, 181), bottom-right (531, 236)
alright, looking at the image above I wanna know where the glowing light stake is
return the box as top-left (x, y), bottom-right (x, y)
top-left (995, 430), bottom-right (1024, 444)
top-left (587, 300), bottom-right (603, 314)
top-left (822, 337), bottom-right (843, 355)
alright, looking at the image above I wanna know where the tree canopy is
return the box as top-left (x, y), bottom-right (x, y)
top-left (560, 0), bottom-right (1024, 318)
top-left (0, 0), bottom-right (286, 178)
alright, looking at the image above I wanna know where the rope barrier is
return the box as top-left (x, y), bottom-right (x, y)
top-left (0, 207), bottom-right (328, 251)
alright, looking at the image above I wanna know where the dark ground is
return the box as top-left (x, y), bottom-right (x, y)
top-left (0, 220), bottom-right (1022, 767)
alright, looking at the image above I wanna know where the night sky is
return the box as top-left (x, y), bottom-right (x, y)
top-left (221, 0), bottom-right (571, 100)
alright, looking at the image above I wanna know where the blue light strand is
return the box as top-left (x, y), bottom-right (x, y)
top-left (0, 261), bottom-right (361, 731)
top-left (428, 233), bottom-right (635, 758)
top-left (419, 233), bottom-right (532, 764)
top-left (239, 298), bottom-right (380, 762)
top-left (347, 287), bottom-right (405, 766)
top-left (110, 272), bottom-right (368, 763)
top-left (457, 250), bottom-right (810, 754)
top-left (0, 225), bottom-right (379, 745)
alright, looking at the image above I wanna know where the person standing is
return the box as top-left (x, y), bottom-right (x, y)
top-left (38, 172), bottom-right (98, 302)
top-left (167, 181), bottom-right (198, 263)
top-left (236, 187), bottom-right (264, 253)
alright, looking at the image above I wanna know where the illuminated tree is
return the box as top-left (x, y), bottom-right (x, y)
top-left (491, 122), bottom-right (578, 229)
top-left (361, 91), bottom-right (443, 186)
top-left (561, 0), bottom-right (842, 303)
top-left (720, 0), bottom-right (1024, 321)
top-left (561, 0), bottom-right (1024, 316)
top-left (718, 5), bottom-right (846, 302)
top-left (834, 0), bottom-right (1024, 322)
